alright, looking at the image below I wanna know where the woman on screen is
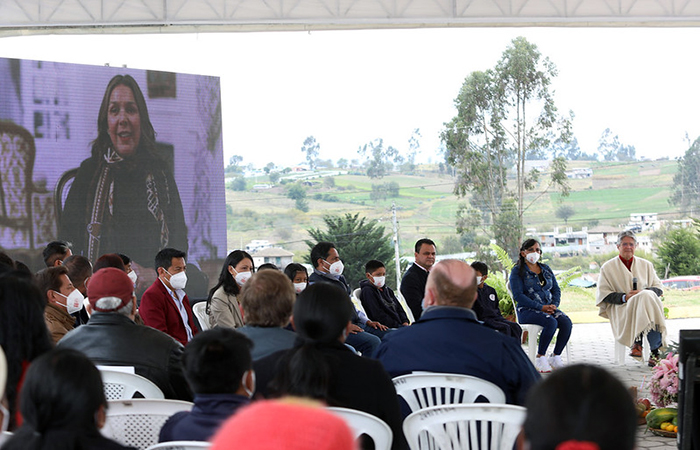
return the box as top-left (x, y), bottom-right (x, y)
top-left (59, 75), bottom-right (187, 282)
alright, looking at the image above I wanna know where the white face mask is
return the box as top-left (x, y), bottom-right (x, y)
top-left (325, 259), bottom-right (344, 276)
top-left (525, 252), bottom-right (540, 264)
top-left (232, 268), bottom-right (252, 286)
top-left (55, 289), bottom-right (84, 315)
top-left (293, 282), bottom-right (307, 294)
top-left (127, 270), bottom-right (138, 285)
top-left (166, 270), bottom-right (188, 290)
top-left (372, 276), bottom-right (386, 288)
top-left (476, 276), bottom-right (483, 285)
top-left (242, 370), bottom-right (256, 398)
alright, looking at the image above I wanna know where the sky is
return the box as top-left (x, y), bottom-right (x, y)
top-left (1, 27), bottom-right (699, 168)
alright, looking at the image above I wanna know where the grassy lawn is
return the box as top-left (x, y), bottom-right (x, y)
top-left (562, 288), bottom-right (700, 324)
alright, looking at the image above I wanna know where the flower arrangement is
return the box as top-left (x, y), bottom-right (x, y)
top-left (649, 352), bottom-right (679, 407)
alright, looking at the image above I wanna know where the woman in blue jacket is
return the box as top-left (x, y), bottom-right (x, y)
top-left (509, 238), bottom-right (572, 373)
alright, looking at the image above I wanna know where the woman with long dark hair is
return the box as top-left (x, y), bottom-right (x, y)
top-left (2, 348), bottom-right (134, 450)
top-left (59, 74), bottom-right (187, 284)
top-left (206, 250), bottom-right (255, 329)
top-left (0, 274), bottom-right (52, 430)
top-left (255, 283), bottom-right (406, 450)
top-left (509, 238), bottom-right (572, 373)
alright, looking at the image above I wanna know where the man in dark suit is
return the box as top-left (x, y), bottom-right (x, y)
top-left (400, 238), bottom-right (436, 320)
top-left (140, 248), bottom-right (197, 346)
top-left (376, 259), bottom-right (540, 406)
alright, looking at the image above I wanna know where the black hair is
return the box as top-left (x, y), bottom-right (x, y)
top-left (414, 238), bottom-right (436, 254)
top-left (0, 275), bottom-right (52, 429)
top-left (470, 261), bottom-right (488, 276)
top-left (42, 241), bottom-right (71, 267)
top-left (257, 263), bottom-right (279, 271)
top-left (118, 254), bottom-right (131, 266)
top-left (309, 242), bottom-right (335, 270)
top-left (283, 263), bottom-right (308, 283)
top-left (182, 328), bottom-right (253, 395)
top-left (523, 364), bottom-right (637, 450)
top-left (34, 266), bottom-right (69, 299)
top-left (206, 250), bottom-right (254, 314)
top-left (364, 260), bottom-right (385, 274)
top-left (93, 253), bottom-right (126, 273)
top-left (268, 283), bottom-right (354, 401)
top-left (0, 252), bottom-right (15, 271)
top-left (3, 349), bottom-right (107, 450)
top-left (62, 255), bottom-right (93, 289)
top-left (517, 238), bottom-right (541, 277)
top-left (154, 248), bottom-right (187, 271)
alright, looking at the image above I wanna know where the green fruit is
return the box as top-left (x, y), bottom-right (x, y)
top-left (672, 416), bottom-right (678, 426)
top-left (646, 408), bottom-right (678, 429)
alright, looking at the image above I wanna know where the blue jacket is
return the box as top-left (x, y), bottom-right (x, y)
top-left (375, 306), bottom-right (540, 406)
top-left (509, 263), bottom-right (561, 311)
top-left (159, 393), bottom-right (250, 442)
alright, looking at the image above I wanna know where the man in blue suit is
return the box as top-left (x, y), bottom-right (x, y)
top-left (375, 259), bottom-right (540, 406)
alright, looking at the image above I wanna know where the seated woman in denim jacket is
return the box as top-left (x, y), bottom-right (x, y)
top-left (509, 238), bottom-right (572, 373)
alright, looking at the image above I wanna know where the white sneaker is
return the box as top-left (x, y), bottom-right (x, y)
top-left (535, 355), bottom-right (552, 373)
top-left (548, 354), bottom-right (565, 370)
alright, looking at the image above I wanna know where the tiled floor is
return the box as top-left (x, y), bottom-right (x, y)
top-left (536, 317), bottom-right (700, 450)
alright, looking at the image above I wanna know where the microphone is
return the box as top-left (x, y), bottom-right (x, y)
top-left (632, 277), bottom-right (638, 290)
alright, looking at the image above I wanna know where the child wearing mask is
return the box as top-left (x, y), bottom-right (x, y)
top-left (359, 260), bottom-right (410, 329)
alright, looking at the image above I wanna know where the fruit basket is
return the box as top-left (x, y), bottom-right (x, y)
top-left (649, 427), bottom-right (677, 438)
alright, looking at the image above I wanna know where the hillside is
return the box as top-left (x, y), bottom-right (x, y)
top-left (225, 159), bottom-right (681, 260)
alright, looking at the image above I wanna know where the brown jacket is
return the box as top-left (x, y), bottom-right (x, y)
top-left (45, 303), bottom-right (75, 344)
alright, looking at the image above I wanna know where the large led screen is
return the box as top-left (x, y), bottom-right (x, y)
top-left (0, 57), bottom-right (226, 278)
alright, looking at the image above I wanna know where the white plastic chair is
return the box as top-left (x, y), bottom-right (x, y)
top-left (614, 335), bottom-right (650, 365)
top-left (99, 368), bottom-right (165, 400)
top-left (192, 302), bottom-right (211, 331)
top-left (508, 290), bottom-right (570, 364)
top-left (145, 441), bottom-right (211, 450)
top-left (392, 373), bottom-right (506, 414)
top-left (403, 404), bottom-right (526, 450)
top-left (350, 289), bottom-right (367, 316)
top-left (327, 407), bottom-right (393, 450)
top-left (396, 290), bottom-right (415, 324)
top-left (102, 399), bottom-right (193, 450)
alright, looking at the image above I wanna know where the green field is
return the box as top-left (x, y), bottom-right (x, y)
top-left (226, 159), bottom-right (682, 261)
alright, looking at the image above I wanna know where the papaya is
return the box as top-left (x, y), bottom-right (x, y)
top-left (646, 408), bottom-right (678, 429)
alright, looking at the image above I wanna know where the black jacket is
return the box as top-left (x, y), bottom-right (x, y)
top-left (400, 263), bottom-right (428, 320)
top-left (57, 312), bottom-right (191, 400)
top-left (359, 279), bottom-right (409, 327)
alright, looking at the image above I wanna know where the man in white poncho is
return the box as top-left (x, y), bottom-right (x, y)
top-left (596, 230), bottom-right (666, 366)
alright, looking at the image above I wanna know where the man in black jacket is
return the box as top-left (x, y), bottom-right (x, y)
top-left (58, 267), bottom-right (191, 400)
top-left (400, 238), bottom-right (436, 320)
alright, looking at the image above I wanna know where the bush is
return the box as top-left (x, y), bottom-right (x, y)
top-left (228, 176), bottom-right (246, 191)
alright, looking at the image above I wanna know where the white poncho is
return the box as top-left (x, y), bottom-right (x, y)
top-left (596, 256), bottom-right (666, 348)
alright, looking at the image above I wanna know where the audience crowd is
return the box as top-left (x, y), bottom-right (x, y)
top-left (0, 232), bottom-right (658, 449)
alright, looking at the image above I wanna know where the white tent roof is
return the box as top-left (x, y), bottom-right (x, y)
top-left (2, 0), bottom-right (700, 36)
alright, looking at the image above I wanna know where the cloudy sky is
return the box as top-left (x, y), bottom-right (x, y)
top-left (2, 26), bottom-right (699, 167)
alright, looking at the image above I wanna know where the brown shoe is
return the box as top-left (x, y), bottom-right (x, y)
top-left (630, 343), bottom-right (643, 358)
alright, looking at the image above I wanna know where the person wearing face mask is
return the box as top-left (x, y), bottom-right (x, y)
top-left (470, 261), bottom-right (521, 342)
top-left (284, 263), bottom-right (308, 296)
top-left (35, 266), bottom-right (84, 344)
top-left (307, 242), bottom-right (383, 357)
top-left (62, 255), bottom-right (93, 326)
top-left (206, 250), bottom-right (255, 329)
top-left (140, 248), bottom-right (197, 346)
top-left (118, 254), bottom-right (139, 286)
top-left (509, 239), bottom-right (572, 373)
top-left (159, 328), bottom-right (254, 443)
top-left (359, 260), bottom-right (409, 329)
top-left (57, 267), bottom-right (191, 401)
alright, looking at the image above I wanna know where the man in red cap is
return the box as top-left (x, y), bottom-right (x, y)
top-left (58, 267), bottom-right (191, 400)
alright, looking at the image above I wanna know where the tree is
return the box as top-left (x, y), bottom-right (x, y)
top-left (337, 158), bottom-right (349, 169)
top-left (549, 136), bottom-right (597, 161)
top-left (301, 136), bottom-right (320, 170)
top-left (323, 176), bottom-right (335, 189)
top-left (286, 183), bottom-right (309, 212)
top-left (597, 128), bottom-right (636, 161)
top-left (440, 235), bottom-right (463, 254)
top-left (442, 37), bottom-right (570, 250)
top-left (555, 204), bottom-right (576, 224)
top-left (491, 198), bottom-right (523, 260)
top-left (228, 176), bottom-right (246, 191)
top-left (370, 182), bottom-right (400, 201)
top-left (655, 227), bottom-right (700, 277)
top-left (264, 162), bottom-right (275, 174)
top-left (670, 136), bottom-right (700, 214)
top-left (225, 155), bottom-right (243, 174)
top-left (358, 138), bottom-right (399, 179)
top-left (307, 213), bottom-right (396, 289)
top-left (269, 172), bottom-right (281, 183)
